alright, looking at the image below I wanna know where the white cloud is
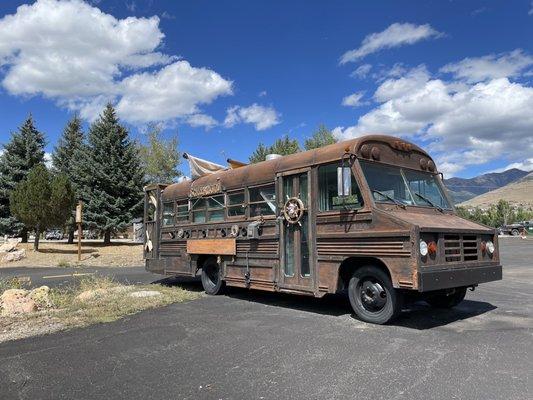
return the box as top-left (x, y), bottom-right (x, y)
top-left (490, 158), bottom-right (533, 173)
top-left (224, 104), bottom-right (281, 131)
top-left (160, 11), bottom-right (175, 20)
top-left (334, 61), bottom-right (533, 176)
top-left (529, 1), bottom-right (533, 15)
top-left (258, 90), bottom-right (267, 97)
top-left (116, 61), bottom-right (232, 123)
top-left (186, 113), bottom-right (218, 129)
top-left (0, 0), bottom-right (232, 126)
top-left (350, 64), bottom-right (372, 79)
top-left (44, 152), bottom-right (52, 169)
top-left (341, 92), bottom-right (365, 107)
top-left (373, 65), bottom-right (431, 102)
top-left (340, 23), bottom-right (442, 64)
top-left (441, 50), bottom-right (533, 83)
top-left (125, 1), bottom-right (136, 12)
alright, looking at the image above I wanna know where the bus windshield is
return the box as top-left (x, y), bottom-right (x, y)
top-left (360, 161), bottom-right (451, 210)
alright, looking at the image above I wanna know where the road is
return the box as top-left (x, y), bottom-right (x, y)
top-left (0, 237), bottom-right (532, 399)
top-left (0, 265), bottom-right (155, 288)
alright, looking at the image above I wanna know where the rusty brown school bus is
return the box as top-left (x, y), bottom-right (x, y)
top-left (143, 135), bottom-right (502, 324)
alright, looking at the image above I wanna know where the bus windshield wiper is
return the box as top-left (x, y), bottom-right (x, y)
top-left (371, 190), bottom-right (406, 209)
top-left (413, 192), bottom-right (444, 213)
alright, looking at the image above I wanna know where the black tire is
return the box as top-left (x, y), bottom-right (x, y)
top-left (201, 257), bottom-right (225, 295)
top-left (511, 228), bottom-right (520, 236)
top-left (348, 266), bottom-right (402, 324)
top-left (426, 287), bottom-right (467, 308)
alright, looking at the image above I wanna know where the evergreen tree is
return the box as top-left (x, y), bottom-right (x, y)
top-left (10, 164), bottom-right (74, 251)
top-left (304, 124), bottom-right (337, 150)
top-left (249, 143), bottom-right (270, 163)
top-left (139, 123), bottom-right (182, 183)
top-left (52, 115), bottom-right (84, 176)
top-left (249, 135), bottom-right (300, 163)
top-left (78, 104), bottom-right (145, 244)
top-left (270, 135), bottom-right (300, 156)
top-left (0, 115), bottom-right (46, 241)
top-left (52, 115), bottom-right (85, 243)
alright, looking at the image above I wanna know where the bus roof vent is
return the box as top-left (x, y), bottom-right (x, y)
top-left (266, 154), bottom-right (282, 161)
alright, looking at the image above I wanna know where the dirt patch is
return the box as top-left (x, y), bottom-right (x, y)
top-left (0, 240), bottom-right (143, 268)
top-left (0, 276), bottom-right (200, 343)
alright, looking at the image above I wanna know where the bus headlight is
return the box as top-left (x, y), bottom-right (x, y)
top-left (420, 240), bottom-right (429, 257)
top-left (486, 240), bottom-right (495, 255)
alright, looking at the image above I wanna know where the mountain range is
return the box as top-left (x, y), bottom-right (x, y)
top-left (458, 172), bottom-right (533, 208)
top-left (443, 168), bottom-right (529, 204)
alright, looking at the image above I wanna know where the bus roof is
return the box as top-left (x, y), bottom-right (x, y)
top-left (161, 134), bottom-right (433, 201)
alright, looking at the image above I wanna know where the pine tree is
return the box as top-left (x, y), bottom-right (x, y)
top-left (52, 115), bottom-right (85, 243)
top-left (52, 115), bottom-right (84, 176)
top-left (270, 135), bottom-right (300, 156)
top-left (249, 135), bottom-right (300, 163)
top-left (139, 123), bottom-right (182, 183)
top-left (78, 104), bottom-right (145, 244)
top-left (0, 115), bottom-right (46, 241)
top-left (249, 143), bottom-right (270, 163)
top-left (10, 164), bottom-right (74, 251)
top-left (304, 124), bottom-right (337, 150)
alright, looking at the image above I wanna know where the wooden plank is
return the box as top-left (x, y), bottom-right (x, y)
top-left (186, 239), bottom-right (236, 255)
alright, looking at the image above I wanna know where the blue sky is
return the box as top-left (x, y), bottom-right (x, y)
top-left (1, 0), bottom-right (532, 178)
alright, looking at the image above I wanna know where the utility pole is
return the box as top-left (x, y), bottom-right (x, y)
top-left (76, 200), bottom-right (82, 262)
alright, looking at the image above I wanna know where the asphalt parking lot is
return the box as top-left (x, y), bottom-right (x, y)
top-left (0, 237), bottom-right (532, 400)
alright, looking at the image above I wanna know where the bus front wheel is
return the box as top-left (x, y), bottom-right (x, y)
top-left (201, 258), bottom-right (225, 295)
top-left (348, 266), bottom-right (402, 325)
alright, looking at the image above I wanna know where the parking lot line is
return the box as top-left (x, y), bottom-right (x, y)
top-left (41, 272), bottom-right (95, 279)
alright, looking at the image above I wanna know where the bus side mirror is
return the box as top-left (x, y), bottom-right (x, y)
top-left (337, 166), bottom-right (352, 197)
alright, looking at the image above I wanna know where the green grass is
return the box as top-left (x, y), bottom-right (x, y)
top-left (56, 259), bottom-right (71, 268)
top-left (0, 276), bottom-right (31, 292)
top-left (1, 275), bottom-right (200, 339)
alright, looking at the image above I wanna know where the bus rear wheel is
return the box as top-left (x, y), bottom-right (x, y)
top-left (348, 266), bottom-right (402, 325)
top-left (201, 258), bottom-right (225, 295)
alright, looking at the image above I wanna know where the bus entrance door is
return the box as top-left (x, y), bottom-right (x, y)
top-left (278, 169), bottom-right (314, 292)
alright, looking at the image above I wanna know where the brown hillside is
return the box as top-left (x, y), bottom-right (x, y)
top-left (459, 172), bottom-right (533, 208)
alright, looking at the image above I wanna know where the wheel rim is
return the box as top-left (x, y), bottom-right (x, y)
top-left (358, 278), bottom-right (387, 312)
top-left (205, 263), bottom-right (219, 287)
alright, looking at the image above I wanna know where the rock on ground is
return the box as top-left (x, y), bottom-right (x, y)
top-left (129, 290), bottom-right (162, 298)
top-left (76, 286), bottom-right (130, 302)
top-left (29, 286), bottom-right (53, 309)
top-left (0, 289), bottom-right (37, 315)
top-left (2, 249), bottom-right (26, 263)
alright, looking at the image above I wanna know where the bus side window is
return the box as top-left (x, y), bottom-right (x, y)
top-left (318, 164), bottom-right (363, 211)
top-left (207, 195), bottom-right (224, 222)
top-left (162, 202), bottom-right (174, 226)
top-left (227, 190), bottom-right (245, 218)
top-left (192, 198), bottom-right (206, 223)
top-left (249, 184), bottom-right (276, 217)
top-left (176, 200), bottom-right (189, 222)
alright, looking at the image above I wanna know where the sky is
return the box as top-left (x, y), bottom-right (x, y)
top-left (0, 0), bottom-right (532, 179)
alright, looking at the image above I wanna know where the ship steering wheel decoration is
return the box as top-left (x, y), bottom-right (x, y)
top-left (283, 197), bottom-right (305, 225)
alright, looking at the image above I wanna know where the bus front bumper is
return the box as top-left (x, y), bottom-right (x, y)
top-left (418, 263), bottom-right (502, 292)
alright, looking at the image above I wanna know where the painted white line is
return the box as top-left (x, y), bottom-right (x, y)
top-left (41, 272), bottom-right (95, 279)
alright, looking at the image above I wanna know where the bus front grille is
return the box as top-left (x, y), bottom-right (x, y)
top-left (443, 234), bottom-right (479, 262)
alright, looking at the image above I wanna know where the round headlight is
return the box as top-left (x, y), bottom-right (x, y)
top-left (419, 240), bottom-right (429, 257)
top-left (486, 240), bottom-right (495, 254)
